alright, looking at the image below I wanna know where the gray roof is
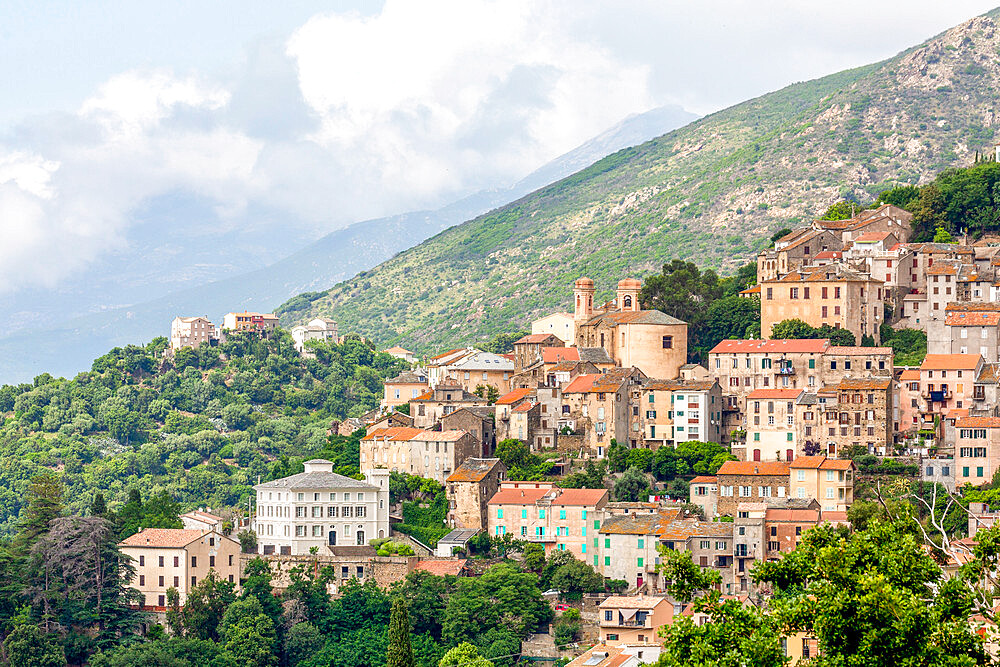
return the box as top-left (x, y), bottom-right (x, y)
top-left (255, 470), bottom-right (378, 491)
top-left (439, 529), bottom-right (480, 544)
top-left (578, 347), bottom-right (614, 364)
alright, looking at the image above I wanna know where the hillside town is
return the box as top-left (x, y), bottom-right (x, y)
top-left (138, 200), bottom-right (1000, 664)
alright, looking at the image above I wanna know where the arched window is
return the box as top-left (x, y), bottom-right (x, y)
top-left (623, 295), bottom-right (632, 308)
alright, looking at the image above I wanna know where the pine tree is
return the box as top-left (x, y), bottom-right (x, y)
top-left (386, 598), bottom-right (415, 667)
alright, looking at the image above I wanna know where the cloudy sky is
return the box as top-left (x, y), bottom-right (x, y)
top-left (0, 0), bottom-right (997, 295)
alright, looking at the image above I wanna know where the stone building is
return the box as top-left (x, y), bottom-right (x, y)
top-left (561, 367), bottom-right (645, 456)
top-left (573, 278), bottom-right (689, 380)
top-left (760, 263), bottom-right (885, 344)
top-left (829, 377), bottom-right (893, 455)
top-left (170, 316), bottom-right (218, 351)
top-left (409, 384), bottom-right (488, 429)
top-left (688, 476), bottom-right (718, 518)
top-left (756, 228), bottom-right (843, 282)
top-left (360, 428), bottom-right (480, 483)
top-left (714, 461), bottom-right (790, 516)
top-left (512, 333), bottom-right (565, 372)
top-left (765, 507), bottom-right (849, 558)
top-left (445, 458), bottom-right (507, 531)
top-left (222, 311), bottom-right (279, 332)
top-left (441, 406), bottom-right (496, 457)
top-left (633, 379), bottom-right (724, 449)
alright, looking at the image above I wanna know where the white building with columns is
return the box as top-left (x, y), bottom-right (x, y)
top-left (253, 460), bottom-right (390, 555)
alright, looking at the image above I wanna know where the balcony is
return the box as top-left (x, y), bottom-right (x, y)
top-left (922, 390), bottom-right (952, 402)
top-left (776, 367), bottom-right (796, 376)
top-left (601, 617), bottom-right (651, 629)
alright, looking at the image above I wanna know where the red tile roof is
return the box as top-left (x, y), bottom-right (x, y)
top-left (956, 416), bottom-right (1000, 429)
top-left (488, 487), bottom-right (553, 505)
top-left (900, 369), bottom-right (920, 380)
top-left (363, 427), bottom-right (424, 442)
top-left (119, 528), bottom-right (210, 548)
top-left (496, 387), bottom-right (533, 405)
top-left (854, 231), bottom-right (894, 243)
top-left (542, 347), bottom-right (579, 363)
top-left (511, 401), bottom-right (536, 413)
top-left (563, 374), bottom-right (600, 394)
top-left (710, 339), bottom-right (829, 354)
top-left (447, 458), bottom-right (504, 483)
top-left (747, 389), bottom-right (804, 399)
top-left (515, 334), bottom-right (556, 344)
top-left (920, 354), bottom-right (982, 370)
top-left (946, 311), bottom-right (1000, 326)
top-left (690, 476), bottom-right (717, 484)
top-left (717, 461), bottom-right (790, 476)
top-left (554, 488), bottom-right (608, 506)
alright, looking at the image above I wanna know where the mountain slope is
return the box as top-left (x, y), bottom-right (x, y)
top-left (0, 105), bottom-right (695, 383)
top-left (281, 9), bottom-right (1000, 352)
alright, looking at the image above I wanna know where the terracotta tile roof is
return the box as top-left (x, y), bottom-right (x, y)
top-left (119, 528), bottom-right (211, 548)
top-left (690, 475), bottom-right (717, 484)
top-left (363, 427), bottom-right (425, 442)
top-left (927, 262), bottom-right (961, 276)
top-left (947, 302), bottom-right (1000, 312)
top-left (413, 391), bottom-right (433, 401)
top-left (515, 334), bottom-right (560, 344)
top-left (822, 511), bottom-right (849, 523)
top-left (900, 369), bottom-right (920, 380)
top-left (658, 519), bottom-right (733, 539)
top-left (563, 370), bottom-right (633, 394)
top-left (813, 250), bottom-right (842, 260)
top-left (946, 311), bottom-right (1000, 326)
top-left (414, 559), bottom-right (467, 576)
top-left (542, 347), bottom-right (579, 363)
top-left (429, 348), bottom-right (467, 361)
top-left (511, 401), bottom-right (536, 413)
top-left (710, 339), bottom-right (829, 354)
top-left (497, 387), bottom-right (534, 405)
top-left (598, 509), bottom-right (682, 535)
top-left (739, 285), bottom-right (762, 294)
top-left (956, 416), bottom-right (1000, 428)
top-left (920, 354), bottom-right (982, 370)
top-left (549, 361), bottom-right (582, 372)
top-left (821, 459), bottom-right (854, 470)
top-left (488, 487), bottom-right (554, 505)
top-left (946, 408), bottom-right (970, 419)
top-left (977, 363), bottom-right (1000, 383)
top-left (599, 595), bottom-right (671, 610)
top-left (827, 346), bottom-right (893, 356)
top-left (563, 373), bottom-right (600, 394)
top-left (567, 646), bottom-right (628, 667)
top-left (787, 456), bottom-right (827, 469)
top-left (747, 389), bottom-right (804, 399)
top-left (717, 461), bottom-right (790, 476)
top-left (837, 377), bottom-right (892, 390)
top-left (383, 346), bottom-right (413, 355)
top-left (765, 508), bottom-right (820, 522)
top-left (447, 458), bottom-right (504, 483)
top-left (554, 488), bottom-right (608, 506)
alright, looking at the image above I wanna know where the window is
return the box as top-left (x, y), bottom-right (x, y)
top-left (497, 508), bottom-right (504, 519)
top-left (158, 556), bottom-right (164, 567)
top-left (739, 486), bottom-right (752, 497)
top-left (560, 509), bottom-right (567, 520)
top-left (191, 556), bottom-right (197, 567)
top-left (662, 336), bottom-right (673, 349)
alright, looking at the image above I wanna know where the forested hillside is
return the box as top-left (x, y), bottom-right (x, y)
top-left (0, 333), bottom-right (406, 533)
top-left (280, 9), bottom-right (1000, 351)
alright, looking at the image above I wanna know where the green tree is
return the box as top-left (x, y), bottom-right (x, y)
top-left (16, 471), bottom-right (65, 547)
top-left (386, 598), bottom-right (416, 667)
top-left (219, 597), bottom-right (276, 667)
top-left (438, 642), bottom-right (491, 667)
top-left (933, 224), bottom-right (955, 243)
top-left (2, 623), bottom-right (67, 667)
top-left (613, 466), bottom-right (650, 502)
top-left (656, 547), bottom-right (721, 603)
top-left (495, 439), bottom-right (534, 468)
top-left (549, 557), bottom-right (604, 595)
top-left (819, 199), bottom-right (863, 220)
top-left (182, 570), bottom-right (237, 640)
top-left (769, 318), bottom-right (817, 340)
top-left (284, 621), bottom-right (321, 667)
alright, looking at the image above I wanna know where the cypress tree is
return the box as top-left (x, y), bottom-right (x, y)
top-left (386, 598), bottom-right (415, 667)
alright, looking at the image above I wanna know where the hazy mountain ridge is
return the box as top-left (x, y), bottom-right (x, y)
top-left (0, 105), bottom-right (695, 383)
top-left (280, 9), bottom-right (1000, 352)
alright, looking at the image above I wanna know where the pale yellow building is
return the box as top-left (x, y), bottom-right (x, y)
top-left (222, 311), bottom-right (279, 332)
top-left (788, 456), bottom-right (854, 511)
top-left (119, 528), bottom-right (241, 610)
